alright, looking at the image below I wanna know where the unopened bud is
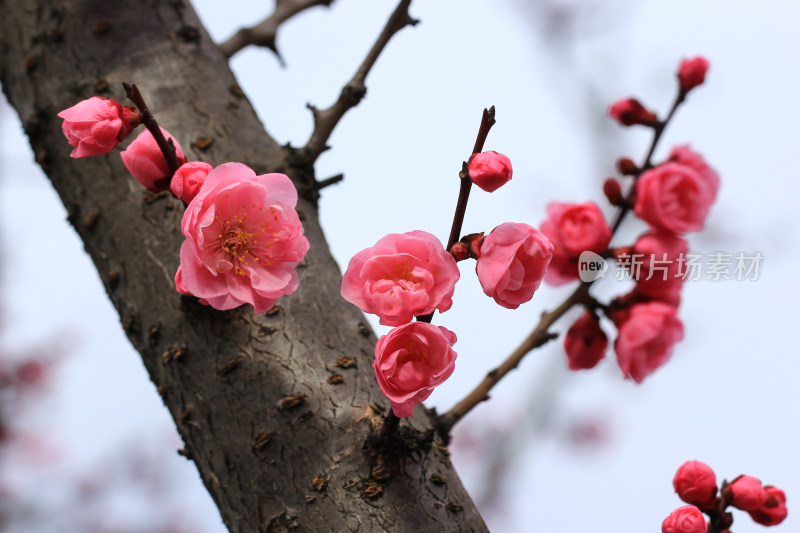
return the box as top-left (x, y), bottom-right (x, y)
top-left (603, 178), bottom-right (624, 206)
top-left (449, 242), bottom-right (469, 261)
top-left (617, 157), bottom-right (638, 175)
top-left (467, 151), bottom-right (512, 193)
top-left (608, 98), bottom-right (658, 127)
top-left (678, 57), bottom-right (710, 93)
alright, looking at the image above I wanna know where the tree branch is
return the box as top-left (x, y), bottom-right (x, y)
top-left (0, 0), bottom-right (486, 530)
top-left (218, 0), bottom-right (335, 62)
top-left (304, 0), bottom-right (418, 163)
top-left (122, 82), bottom-right (181, 180)
top-left (437, 89), bottom-right (688, 439)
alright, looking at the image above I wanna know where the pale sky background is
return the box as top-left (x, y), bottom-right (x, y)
top-left (1, 1), bottom-right (798, 531)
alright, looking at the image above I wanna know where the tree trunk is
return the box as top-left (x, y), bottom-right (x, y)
top-left (0, 0), bottom-right (487, 531)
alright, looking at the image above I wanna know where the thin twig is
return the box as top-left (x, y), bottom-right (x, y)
top-left (437, 89), bottom-right (688, 439)
top-left (122, 83), bottom-right (181, 182)
top-left (304, 0), bottom-right (418, 163)
top-left (447, 106), bottom-right (496, 250)
top-left (315, 173), bottom-right (344, 190)
top-left (417, 106), bottom-right (495, 325)
top-left (610, 89), bottom-right (685, 233)
top-left (218, 0), bottom-right (335, 62)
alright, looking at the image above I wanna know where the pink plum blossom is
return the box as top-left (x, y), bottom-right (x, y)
top-left (541, 201), bottom-right (611, 285)
top-left (724, 475), bottom-right (768, 512)
top-left (374, 322), bottom-right (457, 418)
top-left (661, 505), bottom-right (707, 533)
top-left (673, 461), bottom-right (718, 508)
top-left (629, 232), bottom-right (689, 307)
top-left (476, 222), bottom-right (553, 309)
top-left (121, 126), bottom-right (187, 192)
top-left (668, 145), bottom-right (720, 198)
top-left (171, 161), bottom-right (213, 203)
top-left (564, 312), bottom-right (607, 370)
top-left (612, 302), bottom-right (684, 383)
top-left (177, 162), bottom-right (309, 314)
top-left (58, 96), bottom-right (139, 157)
top-left (749, 486), bottom-right (788, 526)
top-left (341, 231), bottom-right (459, 326)
top-left (467, 151), bottom-right (513, 192)
top-left (634, 162), bottom-right (717, 234)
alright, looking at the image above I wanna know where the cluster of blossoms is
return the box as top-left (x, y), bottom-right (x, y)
top-left (58, 92), bottom-right (309, 313)
top-left (342, 150), bottom-right (554, 418)
top-left (663, 460), bottom-right (787, 532)
top-left (560, 56), bottom-right (718, 383)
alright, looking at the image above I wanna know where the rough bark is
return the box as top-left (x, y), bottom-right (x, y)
top-left (0, 0), bottom-right (488, 531)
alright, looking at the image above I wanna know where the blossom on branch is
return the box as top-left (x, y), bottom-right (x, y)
top-left (749, 486), bottom-right (788, 526)
top-left (634, 160), bottom-right (717, 234)
top-left (661, 505), bottom-right (708, 533)
top-left (475, 222), bottom-right (553, 309)
top-left (611, 302), bottom-right (684, 383)
top-left (121, 126), bottom-right (187, 192)
top-left (678, 57), bottom-right (710, 92)
top-left (177, 162), bottom-right (309, 314)
top-left (467, 151), bottom-right (513, 192)
top-left (608, 98), bottom-right (657, 127)
top-left (724, 475), bottom-right (768, 512)
top-left (673, 460), bottom-right (718, 508)
top-left (374, 322), bottom-right (457, 418)
top-left (58, 96), bottom-right (140, 157)
top-left (563, 311), bottom-right (607, 370)
top-left (171, 161), bottom-right (213, 203)
top-left (628, 231), bottom-right (689, 307)
top-left (668, 145), bottom-right (720, 197)
top-left (341, 231), bottom-right (459, 326)
top-left (541, 201), bottom-right (611, 285)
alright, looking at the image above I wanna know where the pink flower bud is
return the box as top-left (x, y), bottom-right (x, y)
top-left (178, 163), bottom-right (309, 313)
top-left (662, 505), bottom-right (708, 533)
top-left (564, 312), bottom-right (607, 370)
top-left (749, 486), bottom-right (788, 526)
top-left (603, 178), bottom-right (624, 206)
top-left (608, 98), bottom-right (657, 127)
top-left (121, 126), bottom-right (187, 192)
top-left (724, 475), bottom-right (768, 511)
top-left (170, 161), bottom-right (213, 203)
top-left (57, 96), bottom-right (139, 157)
top-left (678, 57), bottom-right (710, 92)
top-left (540, 202), bottom-right (611, 286)
top-left (476, 222), bottom-right (553, 309)
top-left (617, 157), bottom-right (639, 175)
top-left (449, 242), bottom-right (469, 261)
top-left (467, 151), bottom-right (513, 192)
top-left (634, 161), bottom-right (717, 234)
top-left (673, 461), bottom-right (718, 508)
top-left (374, 322), bottom-right (457, 418)
top-left (612, 302), bottom-right (684, 383)
top-left (341, 231), bottom-right (460, 326)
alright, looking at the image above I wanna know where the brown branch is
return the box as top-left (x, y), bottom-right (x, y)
top-left (437, 88), bottom-right (689, 439)
top-left (304, 0), bottom-right (418, 163)
top-left (218, 0), bottom-right (335, 62)
top-left (315, 173), bottom-right (344, 190)
top-left (447, 106), bottom-right (496, 250)
top-left (417, 106), bottom-right (495, 325)
top-left (122, 82), bottom-right (181, 179)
